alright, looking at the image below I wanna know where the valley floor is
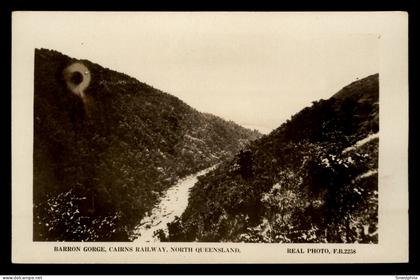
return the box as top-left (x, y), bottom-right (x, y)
top-left (130, 165), bottom-right (217, 242)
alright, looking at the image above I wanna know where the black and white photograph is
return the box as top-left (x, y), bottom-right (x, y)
top-left (11, 12), bottom-right (408, 263)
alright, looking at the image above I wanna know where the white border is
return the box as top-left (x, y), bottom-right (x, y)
top-left (11, 12), bottom-right (409, 263)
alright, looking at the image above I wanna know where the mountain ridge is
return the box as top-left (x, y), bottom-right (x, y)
top-left (165, 73), bottom-right (379, 243)
top-left (33, 48), bottom-right (261, 241)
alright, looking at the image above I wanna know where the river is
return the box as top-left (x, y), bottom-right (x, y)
top-left (130, 165), bottom-right (216, 242)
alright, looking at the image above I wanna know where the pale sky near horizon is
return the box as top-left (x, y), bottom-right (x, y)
top-left (21, 12), bottom-right (379, 134)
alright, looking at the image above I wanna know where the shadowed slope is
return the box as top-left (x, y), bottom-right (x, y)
top-left (167, 74), bottom-right (379, 243)
top-left (33, 48), bottom-right (261, 241)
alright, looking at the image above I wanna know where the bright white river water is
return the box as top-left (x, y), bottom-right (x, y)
top-left (130, 165), bottom-right (216, 242)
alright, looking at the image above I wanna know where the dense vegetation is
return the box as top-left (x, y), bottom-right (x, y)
top-left (165, 74), bottom-right (379, 243)
top-left (33, 48), bottom-right (260, 241)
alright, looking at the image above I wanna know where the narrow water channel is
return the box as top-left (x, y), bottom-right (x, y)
top-left (131, 165), bottom-right (216, 242)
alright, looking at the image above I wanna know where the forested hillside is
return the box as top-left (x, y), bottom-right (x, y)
top-left (166, 74), bottom-right (379, 243)
top-left (33, 48), bottom-right (260, 241)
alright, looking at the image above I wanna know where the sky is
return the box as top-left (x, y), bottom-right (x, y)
top-left (22, 12), bottom-right (379, 134)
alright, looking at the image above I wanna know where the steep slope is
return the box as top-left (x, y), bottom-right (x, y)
top-left (33, 48), bottom-right (260, 241)
top-left (166, 74), bottom-right (379, 243)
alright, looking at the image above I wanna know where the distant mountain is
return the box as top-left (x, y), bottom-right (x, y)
top-left (33, 48), bottom-right (261, 241)
top-left (165, 74), bottom-right (379, 243)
